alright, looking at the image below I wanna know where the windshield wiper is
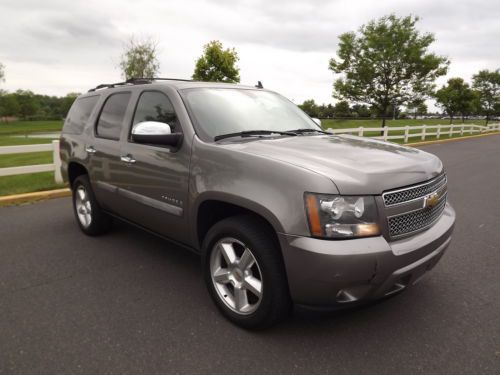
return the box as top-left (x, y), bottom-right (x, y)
top-left (287, 128), bottom-right (330, 135)
top-left (214, 130), bottom-right (297, 142)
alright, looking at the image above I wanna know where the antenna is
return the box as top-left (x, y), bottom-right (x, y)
top-left (255, 81), bottom-right (264, 89)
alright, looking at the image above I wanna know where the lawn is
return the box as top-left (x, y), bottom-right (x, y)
top-left (0, 120), bottom-right (63, 136)
top-left (321, 118), bottom-right (484, 130)
top-left (0, 172), bottom-right (65, 196)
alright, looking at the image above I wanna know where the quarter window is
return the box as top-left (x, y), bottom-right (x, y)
top-left (132, 91), bottom-right (180, 133)
top-left (63, 96), bottom-right (99, 134)
top-left (96, 92), bottom-right (131, 140)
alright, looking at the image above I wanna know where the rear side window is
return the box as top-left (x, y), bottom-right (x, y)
top-left (132, 91), bottom-right (181, 133)
top-left (96, 92), bottom-right (131, 140)
top-left (63, 96), bottom-right (99, 134)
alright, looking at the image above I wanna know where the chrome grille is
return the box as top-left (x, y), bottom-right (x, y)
top-left (387, 196), bottom-right (447, 238)
top-left (383, 173), bottom-right (447, 206)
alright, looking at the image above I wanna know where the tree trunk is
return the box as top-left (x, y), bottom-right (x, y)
top-left (485, 115), bottom-right (490, 126)
top-left (381, 116), bottom-right (386, 136)
top-left (449, 115), bottom-right (453, 124)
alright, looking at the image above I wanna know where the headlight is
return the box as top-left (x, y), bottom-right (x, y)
top-left (304, 193), bottom-right (380, 239)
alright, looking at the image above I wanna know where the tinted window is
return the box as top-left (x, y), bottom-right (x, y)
top-left (63, 96), bottom-right (99, 134)
top-left (132, 91), bottom-right (180, 133)
top-left (96, 92), bottom-right (131, 140)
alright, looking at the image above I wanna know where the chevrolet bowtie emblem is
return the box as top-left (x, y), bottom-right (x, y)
top-left (423, 192), bottom-right (440, 209)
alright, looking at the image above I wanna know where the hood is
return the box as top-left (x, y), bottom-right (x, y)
top-left (223, 134), bottom-right (443, 195)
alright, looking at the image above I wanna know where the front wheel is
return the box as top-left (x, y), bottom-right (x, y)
top-left (202, 215), bottom-right (291, 329)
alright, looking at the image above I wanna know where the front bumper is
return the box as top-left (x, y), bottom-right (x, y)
top-left (278, 203), bottom-right (455, 306)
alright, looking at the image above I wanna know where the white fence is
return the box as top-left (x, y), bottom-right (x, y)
top-left (327, 123), bottom-right (500, 142)
top-left (0, 140), bottom-right (62, 183)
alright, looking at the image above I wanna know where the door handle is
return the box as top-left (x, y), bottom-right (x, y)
top-left (85, 145), bottom-right (97, 154)
top-left (120, 155), bottom-right (136, 164)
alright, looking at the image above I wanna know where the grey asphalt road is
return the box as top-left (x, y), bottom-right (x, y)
top-left (1, 135), bottom-right (499, 375)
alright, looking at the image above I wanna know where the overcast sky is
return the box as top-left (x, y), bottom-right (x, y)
top-left (1, 0), bottom-right (499, 108)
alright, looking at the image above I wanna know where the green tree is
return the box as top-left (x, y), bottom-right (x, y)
top-left (333, 100), bottom-right (351, 118)
top-left (298, 99), bottom-right (319, 117)
top-left (351, 104), bottom-right (371, 118)
top-left (0, 62), bottom-right (5, 83)
top-left (329, 14), bottom-right (449, 128)
top-left (434, 78), bottom-right (475, 123)
top-left (0, 93), bottom-right (20, 119)
top-left (14, 90), bottom-right (39, 119)
top-left (407, 99), bottom-right (428, 119)
top-left (472, 69), bottom-right (500, 125)
top-left (119, 37), bottom-right (160, 80)
top-left (192, 40), bottom-right (240, 83)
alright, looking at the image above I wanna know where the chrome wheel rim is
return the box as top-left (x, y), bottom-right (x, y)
top-left (210, 238), bottom-right (263, 315)
top-left (75, 185), bottom-right (92, 228)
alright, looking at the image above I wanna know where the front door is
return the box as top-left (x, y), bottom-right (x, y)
top-left (116, 90), bottom-right (191, 244)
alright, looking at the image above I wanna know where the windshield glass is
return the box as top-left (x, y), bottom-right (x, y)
top-left (181, 88), bottom-right (321, 141)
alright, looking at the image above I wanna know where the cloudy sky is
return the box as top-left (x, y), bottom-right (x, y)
top-left (0, 0), bottom-right (499, 108)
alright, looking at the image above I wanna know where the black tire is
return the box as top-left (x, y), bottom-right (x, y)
top-left (202, 215), bottom-right (292, 329)
top-left (72, 175), bottom-right (112, 236)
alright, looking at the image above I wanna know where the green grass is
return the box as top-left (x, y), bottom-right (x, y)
top-left (0, 120), bottom-right (63, 136)
top-left (0, 137), bottom-right (53, 146)
top-left (0, 172), bottom-right (64, 196)
top-left (0, 152), bottom-right (53, 168)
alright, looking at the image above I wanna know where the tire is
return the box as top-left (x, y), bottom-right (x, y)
top-left (202, 215), bottom-right (292, 329)
top-left (72, 175), bottom-right (112, 236)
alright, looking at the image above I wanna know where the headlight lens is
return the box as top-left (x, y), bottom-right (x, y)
top-left (305, 193), bottom-right (380, 239)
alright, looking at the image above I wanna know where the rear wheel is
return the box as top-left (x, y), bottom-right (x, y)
top-left (72, 175), bottom-right (112, 236)
top-left (202, 215), bottom-right (291, 329)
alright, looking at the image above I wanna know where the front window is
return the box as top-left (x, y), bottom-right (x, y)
top-left (181, 88), bottom-right (321, 141)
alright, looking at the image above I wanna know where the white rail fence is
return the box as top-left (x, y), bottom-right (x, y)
top-left (327, 123), bottom-right (500, 142)
top-left (0, 140), bottom-right (63, 184)
top-left (0, 123), bottom-right (499, 184)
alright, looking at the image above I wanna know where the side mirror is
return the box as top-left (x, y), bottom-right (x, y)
top-left (131, 121), bottom-right (182, 147)
top-left (312, 118), bottom-right (322, 126)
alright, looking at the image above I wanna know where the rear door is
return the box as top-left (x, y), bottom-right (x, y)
top-left (116, 89), bottom-right (191, 243)
top-left (88, 91), bottom-right (132, 215)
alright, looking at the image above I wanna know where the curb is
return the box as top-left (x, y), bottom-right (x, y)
top-left (0, 188), bottom-right (71, 206)
top-left (407, 131), bottom-right (500, 147)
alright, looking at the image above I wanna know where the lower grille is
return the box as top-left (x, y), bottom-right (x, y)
top-left (388, 196), bottom-right (447, 238)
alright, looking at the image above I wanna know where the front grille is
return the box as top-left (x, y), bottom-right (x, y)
top-left (387, 196), bottom-right (447, 238)
top-left (383, 173), bottom-right (447, 206)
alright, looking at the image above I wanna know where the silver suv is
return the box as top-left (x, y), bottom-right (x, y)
top-left (60, 78), bottom-right (455, 329)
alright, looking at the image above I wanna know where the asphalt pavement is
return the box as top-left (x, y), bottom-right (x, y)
top-left (1, 134), bottom-right (499, 374)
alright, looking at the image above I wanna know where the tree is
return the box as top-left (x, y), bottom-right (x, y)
top-left (298, 99), bottom-right (319, 117)
top-left (472, 69), bottom-right (500, 125)
top-left (0, 62), bottom-right (5, 83)
top-left (407, 99), bottom-right (428, 119)
top-left (329, 14), bottom-right (449, 128)
top-left (0, 93), bottom-right (20, 119)
top-left (119, 37), bottom-right (160, 80)
top-left (333, 101), bottom-right (351, 118)
top-left (434, 78), bottom-right (475, 123)
top-left (192, 40), bottom-right (240, 83)
top-left (351, 104), bottom-right (372, 118)
top-left (15, 90), bottom-right (39, 119)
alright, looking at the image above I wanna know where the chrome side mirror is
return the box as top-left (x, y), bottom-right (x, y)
top-left (131, 121), bottom-right (182, 147)
top-left (312, 118), bottom-right (322, 126)
top-left (132, 121), bottom-right (172, 136)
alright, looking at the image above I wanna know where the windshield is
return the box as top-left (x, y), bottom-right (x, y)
top-left (181, 88), bottom-right (321, 141)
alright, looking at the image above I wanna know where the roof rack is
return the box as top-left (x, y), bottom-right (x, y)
top-left (87, 77), bottom-right (194, 92)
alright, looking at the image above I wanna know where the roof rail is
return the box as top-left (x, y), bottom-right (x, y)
top-left (87, 77), bottom-right (194, 92)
